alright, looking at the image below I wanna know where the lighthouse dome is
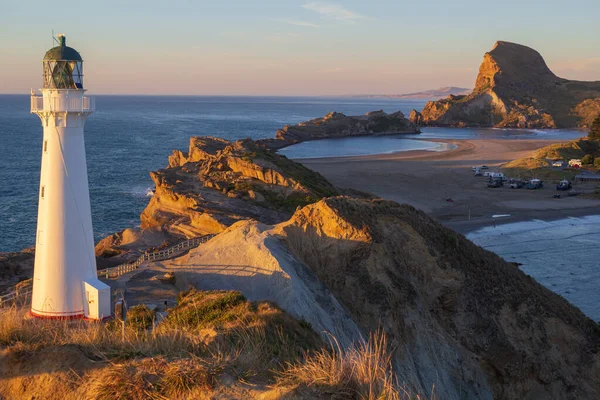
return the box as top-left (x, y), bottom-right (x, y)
top-left (43, 35), bottom-right (82, 61)
top-left (43, 45), bottom-right (82, 61)
top-left (42, 35), bottom-right (84, 89)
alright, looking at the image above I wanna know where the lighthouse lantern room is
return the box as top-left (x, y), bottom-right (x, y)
top-left (30, 34), bottom-right (110, 320)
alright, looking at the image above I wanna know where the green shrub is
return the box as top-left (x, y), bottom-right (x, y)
top-left (126, 304), bottom-right (156, 331)
top-left (582, 154), bottom-right (594, 165)
top-left (167, 290), bottom-right (247, 328)
top-left (594, 158), bottom-right (600, 169)
top-left (590, 115), bottom-right (600, 141)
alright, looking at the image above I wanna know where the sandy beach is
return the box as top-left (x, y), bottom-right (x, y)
top-left (300, 138), bottom-right (600, 234)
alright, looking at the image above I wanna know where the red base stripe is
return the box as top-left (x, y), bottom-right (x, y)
top-left (29, 310), bottom-right (85, 320)
top-left (29, 310), bottom-right (113, 321)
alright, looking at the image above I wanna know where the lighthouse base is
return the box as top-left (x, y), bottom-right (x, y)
top-left (28, 310), bottom-right (113, 321)
top-left (28, 309), bottom-right (85, 320)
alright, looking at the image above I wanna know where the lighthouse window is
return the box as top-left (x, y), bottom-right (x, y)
top-left (43, 60), bottom-right (83, 89)
top-left (41, 186), bottom-right (45, 199)
top-left (44, 140), bottom-right (48, 153)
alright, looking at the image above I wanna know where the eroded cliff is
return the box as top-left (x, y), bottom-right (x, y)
top-left (139, 137), bottom-right (338, 239)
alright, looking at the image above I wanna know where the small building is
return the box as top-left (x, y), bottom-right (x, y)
top-left (575, 174), bottom-right (600, 183)
top-left (569, 159), bottom-right (582, 168)
top-left (552, 160), bottom-right (566, 167)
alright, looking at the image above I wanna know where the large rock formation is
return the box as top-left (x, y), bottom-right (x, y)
top-left (188, 196), bottom-right (598, 399)
top-left (260, 110), bottom-right (419, 150)
top-left (418, 41), bottom-right (600, 128)
top-left (139, 137), bottom-right (338, 239)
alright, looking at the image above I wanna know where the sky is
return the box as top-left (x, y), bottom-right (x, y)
top-left (1, 0), bottom-right (599, 96)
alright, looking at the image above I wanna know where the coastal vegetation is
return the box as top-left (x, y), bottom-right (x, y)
top-left (0, 290), bottom-right (408, 399)
top-left (503, 136), bottom-right (600, 180)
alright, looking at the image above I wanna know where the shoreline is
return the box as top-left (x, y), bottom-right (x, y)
top-left (277, 137), bottom-right (455, 160)
top-left (443, 205), bottom-right (600, 235)
top-left (298, 137), bottom-right (600, 235)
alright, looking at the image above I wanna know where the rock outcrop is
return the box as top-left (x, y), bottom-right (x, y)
top-left (418, 41), bottom-right (600, 128)
top-left (408, 109), bottom-right (423, 125)
top-left (139, 137), bottom-right (338, 239)
top-left (260, 110), bottom-right (419, 150)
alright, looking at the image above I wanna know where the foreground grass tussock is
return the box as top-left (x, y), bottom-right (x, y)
top-left (280, 331), bottom-right (422, 400)
top-left (0, 289), bottom-right (423, 399)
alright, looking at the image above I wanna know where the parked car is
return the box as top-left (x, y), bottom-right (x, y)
top-left (556, 180), bottom-right (572, 191)
top-left (487, 178), bottom-right (503, 188)
top-left (527, 179), bottom-right (543, 189)
top-left (509, 180), bottom-right (524, 189)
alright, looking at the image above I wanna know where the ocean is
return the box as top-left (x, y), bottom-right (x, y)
top-left (468, 216), bottom-right (600, 322)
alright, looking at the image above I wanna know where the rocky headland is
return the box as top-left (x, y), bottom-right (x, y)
top-left (94, 136), bottom-right (341, 258)
top-left (413, 41), bottom-right (600, 128)
top-left (260, 109), bottom-right (419, 150)
top-left (96, 109), bottom-right (416, 257)
top-left (200, 196), bottom-right (599, 399)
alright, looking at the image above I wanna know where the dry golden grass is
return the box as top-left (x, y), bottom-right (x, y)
top-left (279, 330), bottom-right (432, 400)
top-left (0, 291), bottom-right (425, 399)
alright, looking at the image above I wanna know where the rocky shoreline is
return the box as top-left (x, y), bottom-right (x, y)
top-left (259, 109), bottom-right (419, 150)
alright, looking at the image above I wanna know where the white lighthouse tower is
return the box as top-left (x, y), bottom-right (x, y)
top-left (30, 35), bottom-right (110, 320)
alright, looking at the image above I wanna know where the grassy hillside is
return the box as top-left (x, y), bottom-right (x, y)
top-left (0, 290), bottom-right (411, 399)
top-left (502, 137), bottom-right (600, 180)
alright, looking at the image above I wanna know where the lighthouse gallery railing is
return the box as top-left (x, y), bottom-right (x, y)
top-left (0, 234), bottom-right (215, 307)
top-left (31, 95), bottom-right (95, 113)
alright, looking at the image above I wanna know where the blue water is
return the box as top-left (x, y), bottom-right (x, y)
top-left (0, 95), bottom-right (587, 252)
top-left (468, 216), bottom-right (600, 322)
top-left (279, 136), bottom-right (457, 159)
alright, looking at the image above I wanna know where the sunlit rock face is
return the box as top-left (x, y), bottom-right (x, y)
top-left (420, 41), bottom-right (600, 128)
top-left (140, 137), bottom-right (338, 238)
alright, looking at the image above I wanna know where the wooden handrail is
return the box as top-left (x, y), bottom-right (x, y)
top-left (0, 234), bottom-right (215, 308)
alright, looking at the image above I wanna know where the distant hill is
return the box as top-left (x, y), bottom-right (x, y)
top-left (347, 87), bottom-right (471, 100)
